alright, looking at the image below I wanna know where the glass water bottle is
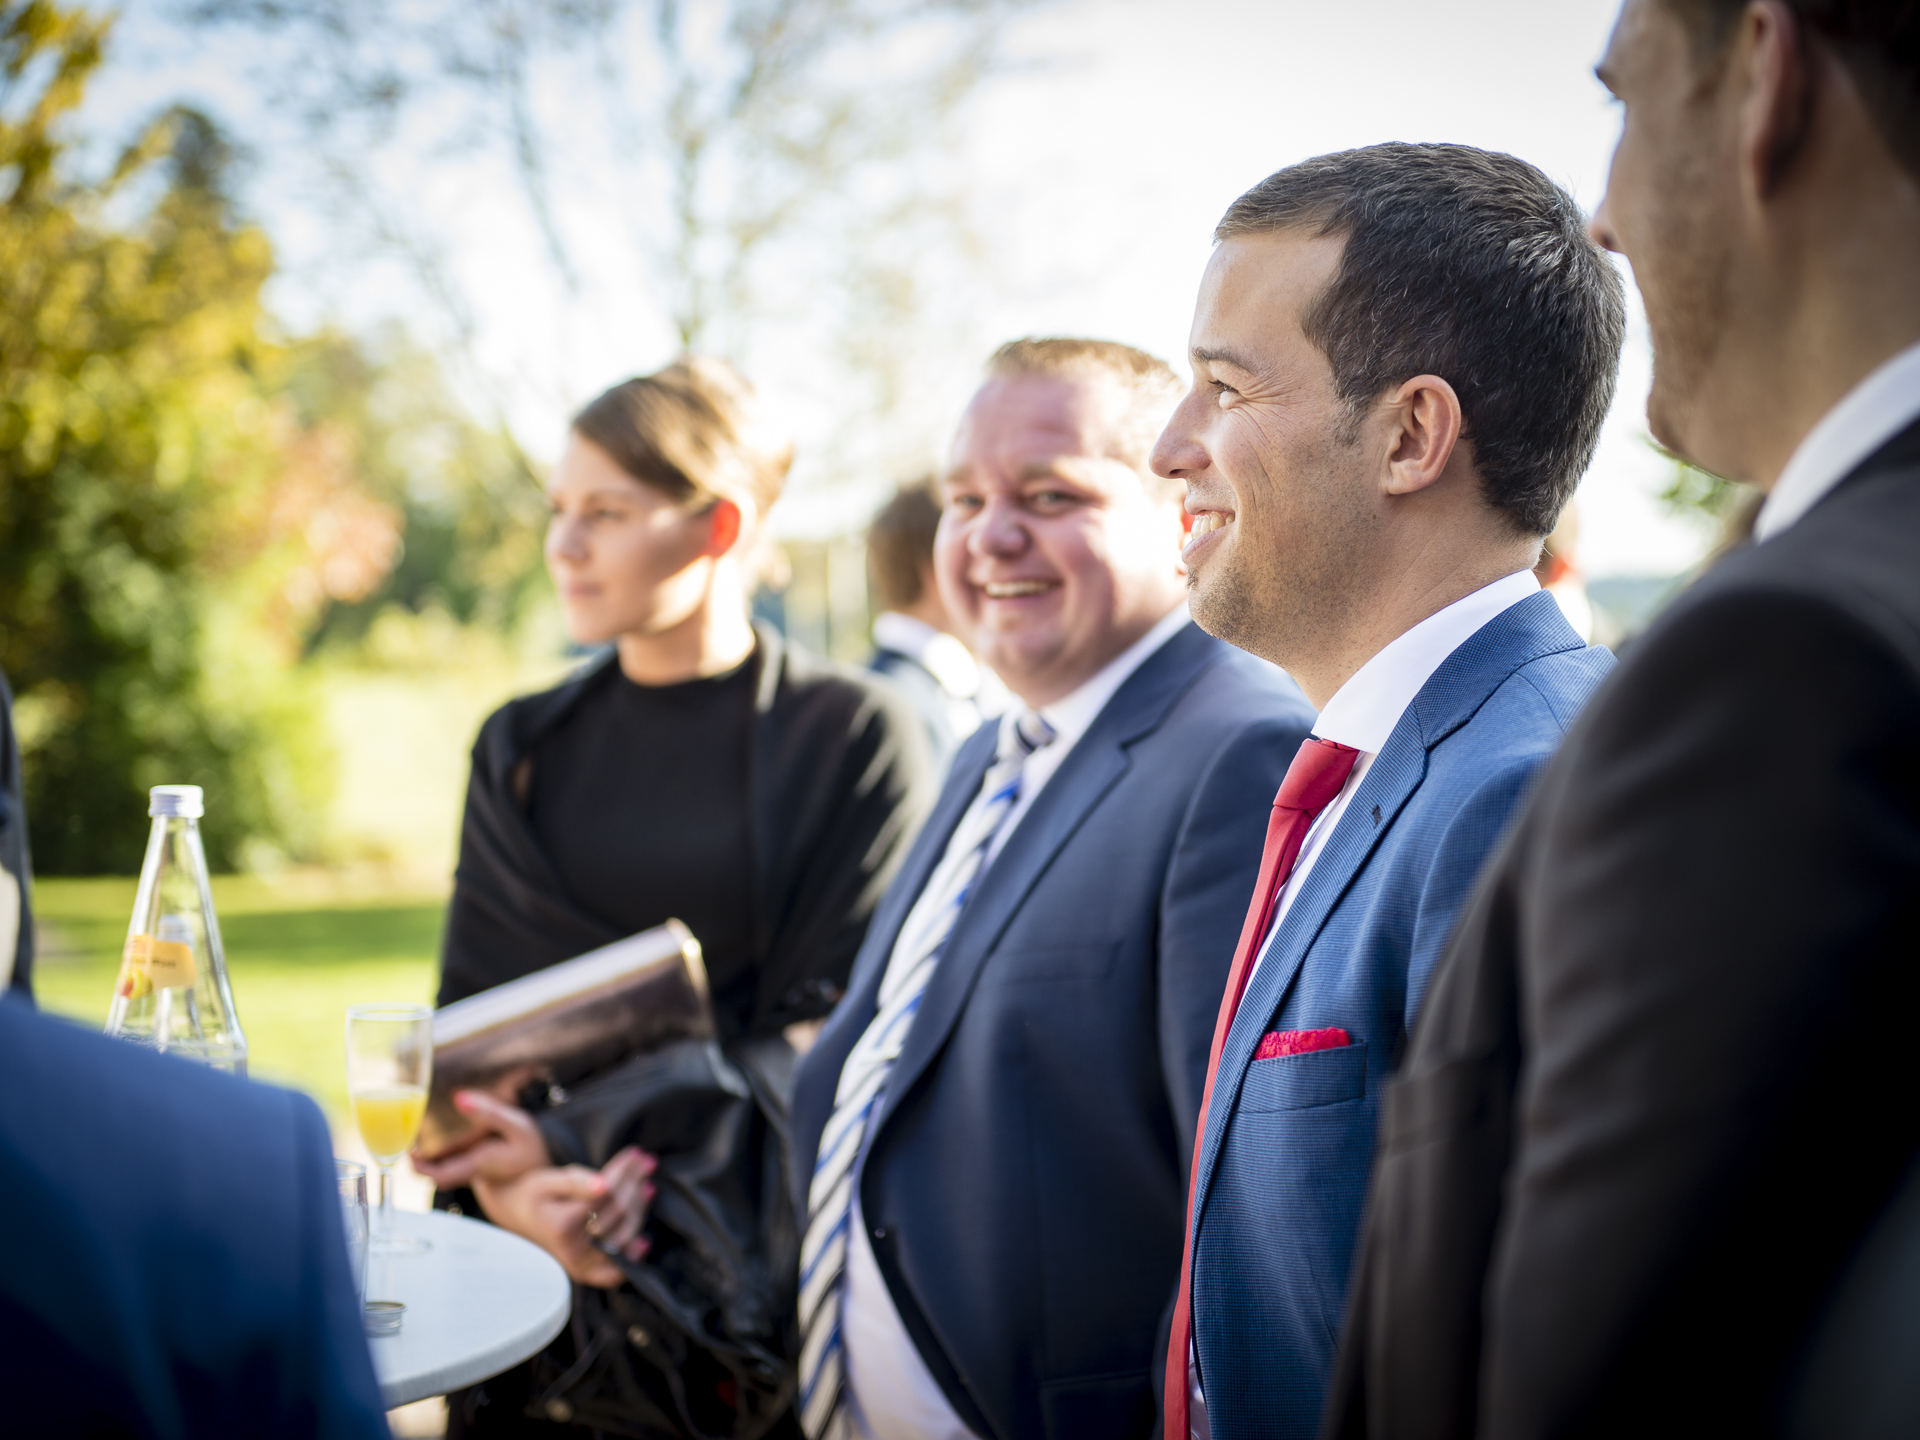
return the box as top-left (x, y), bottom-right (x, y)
top-left (104, 785), bottom-right (247, 1074)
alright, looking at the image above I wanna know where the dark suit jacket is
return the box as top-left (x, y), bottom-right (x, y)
top-left (871, 644), bottom-right (978, 766)
top-left (1191, 594), bottom-right (1611, 1436)
top-left (1327, 419), bottom-right (1920, 1440)
top-left (792, 623), bottom-right (1315, 1440)
top-left (0, 997), bottom-right (390, 1439)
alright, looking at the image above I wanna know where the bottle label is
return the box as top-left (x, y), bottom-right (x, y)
top-left (122, 934), bottom-right (198, 992)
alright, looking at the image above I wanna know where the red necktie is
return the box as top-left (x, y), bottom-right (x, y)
top-left (1165, 735), bottom-right (1360, 1440)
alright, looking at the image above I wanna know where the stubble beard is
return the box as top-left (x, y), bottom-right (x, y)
top-left (1187, 441), bottom-right (1375, 678)
top-left (1641, 127), bottom-right (1733, 469)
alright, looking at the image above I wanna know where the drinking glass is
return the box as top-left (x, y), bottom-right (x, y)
top-left (336, 1158), bottom-right (369, 1303)
top-left (346, 1003), bottom-right (433, 1255)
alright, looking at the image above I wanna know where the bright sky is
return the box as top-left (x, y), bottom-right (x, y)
top-left (104, 0), bottom-right (1711, 578)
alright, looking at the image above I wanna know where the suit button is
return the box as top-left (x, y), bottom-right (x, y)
top-left (872, 1226), bottom-right (888, 1240)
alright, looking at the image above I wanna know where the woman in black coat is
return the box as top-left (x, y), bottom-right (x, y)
top-left (418, 358), bottom-right (934, 1439)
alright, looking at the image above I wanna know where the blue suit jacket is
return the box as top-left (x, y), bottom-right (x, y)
top-left (0, 998), bottom-right (390, 1440)
top-left (792, 623), bottom-right (1315, 1440)
top-left (1188, 593), bottom-right (1613, 1437)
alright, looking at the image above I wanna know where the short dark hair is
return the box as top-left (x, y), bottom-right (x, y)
top-left (1216, 143), bottom-right (1626, 536)
top-left (1663, 0), bottom-right (1920, 181)
top-left (867, 479), bottom-right (942, 611)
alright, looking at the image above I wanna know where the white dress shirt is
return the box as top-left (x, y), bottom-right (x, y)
top-left (1756, 339), bottom-right (1920, 542)
top-left (846, 602), bottom-right (1192, 1440)
top-left (1188, 569), bottom-right (1539, 1439)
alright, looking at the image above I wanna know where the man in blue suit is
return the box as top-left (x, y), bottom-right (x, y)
top-left (790, 337), bottom-right (1315, 1440)
top-left (0, 997), bottom-right (391, 1439)
top-left (1146, 145), bottom-right (1627, 1438)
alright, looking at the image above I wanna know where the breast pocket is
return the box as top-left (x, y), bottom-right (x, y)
top-left (1237, 1040), bottom-right (1368, 1112)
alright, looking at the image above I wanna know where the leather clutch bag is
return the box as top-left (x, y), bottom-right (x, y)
top-left (417, 919), bottom-right (713, 1158)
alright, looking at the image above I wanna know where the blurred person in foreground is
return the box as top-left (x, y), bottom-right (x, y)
top-left (1150, 144), bottom-right (1624, 1439)
top-left (1325, 5), bottom-right (1920, 1438)
top-left (0, 670), bottom-right (29, 998)
top-left (0, 666), bottom-right (383, 1435)
top-left (0, 997), bottom-right (388, 1438)
top-left (417, 358), bottom-right (935, 1439)
top-left (866, 478), bottom-right (1002, 766)
top-left (791, 338), bottom-right (1315, 1440)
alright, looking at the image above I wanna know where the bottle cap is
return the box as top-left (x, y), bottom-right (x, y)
top-left (148, 786), bottom-right (204, 819)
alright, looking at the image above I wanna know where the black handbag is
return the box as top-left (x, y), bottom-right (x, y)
top-left (523, 1034), bottom-right (804, 1440)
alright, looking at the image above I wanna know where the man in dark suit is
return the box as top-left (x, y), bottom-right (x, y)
top-left (1148, 146), bottom-right (1626, 1438)
top-left (791, 337), bottom-right (1315, 1440)
top-left (0, 997), bottom-right (390, 1438)
top-left (1326, 5), bottom-right (1920, 1438)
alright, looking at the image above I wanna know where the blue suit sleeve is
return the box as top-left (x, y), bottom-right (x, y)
top-left (1403, 755), bottom-right (1549, 1025)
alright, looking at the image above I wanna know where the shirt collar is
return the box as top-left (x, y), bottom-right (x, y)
top-left (872, 610), bottom-right (980, 697)
top-left (1756, 339), bottom-right (1920, 543)
top-left (1035, 603), bottom-right (1191, 751)
top-left (1313, 570), bottom-right (1540, 755)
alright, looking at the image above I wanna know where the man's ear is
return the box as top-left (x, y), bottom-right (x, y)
top-left (1381, 375), bottom-right (1465, 497)
top-left (1738, 2), bottom-right (1815, 200)
top-left (701, 498), bottom-right (744, 558)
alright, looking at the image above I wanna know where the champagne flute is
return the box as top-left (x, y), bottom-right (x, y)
top-left (346, 1003), bottom-right (433, 1256)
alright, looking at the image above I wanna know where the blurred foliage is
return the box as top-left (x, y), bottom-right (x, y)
top-left (0, 0), bottom-right (544, 873)
top-left (1660, 457), bottom-right (1739, 521)
top-left (285, 332), bottom-right (549, 659)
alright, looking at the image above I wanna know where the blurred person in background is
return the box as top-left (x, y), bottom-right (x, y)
top-left (1152, 144), bottom-right (1623, 1440)
top-left (1326, 5), bottom-right (1920, 1438)
top-left (865, 478), bottom-right (1003, 767)
top-left (791, 338), bottom-right (1315, 1440)
top-left (417, 358), bottom-right (936, 1439)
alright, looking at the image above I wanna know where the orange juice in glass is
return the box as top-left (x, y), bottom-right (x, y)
top-left (345, 1004), bottom-right (433, 1255)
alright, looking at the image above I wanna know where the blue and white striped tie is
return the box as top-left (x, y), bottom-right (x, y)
top-left (797, 707), bottom-right (1056, 1439)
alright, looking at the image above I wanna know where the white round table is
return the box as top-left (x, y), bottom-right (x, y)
top-left (366, 1209), bottom-right (572, 1410)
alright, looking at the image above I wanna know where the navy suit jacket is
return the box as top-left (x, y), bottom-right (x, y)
top-left (792, 622), bottom-right (1315, 1440)
top-left (0, 998), bottom-right (390, 1439)
top-left (1189, 593), bottom-right (1612, 1436)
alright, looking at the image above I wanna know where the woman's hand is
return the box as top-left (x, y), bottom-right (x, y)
top-left (411, 1090), bottom-right (550, 1191)
top-left (470, 1147), bottom-right (658, 1289)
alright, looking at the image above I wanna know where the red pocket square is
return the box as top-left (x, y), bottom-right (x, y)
top-left (1255, 1027), bottom-right (1353, 1060)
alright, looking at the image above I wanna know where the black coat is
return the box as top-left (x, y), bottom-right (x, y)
top-left (438, 623), bottom-right (937, 1040)
top-left (1326, 419), bottom-right (1920, 1440)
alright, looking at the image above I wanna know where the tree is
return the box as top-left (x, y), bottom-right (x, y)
top-left (0, 0), bottom-right (407, 870)
top-left (182, 0), bottom-right (1046, 483)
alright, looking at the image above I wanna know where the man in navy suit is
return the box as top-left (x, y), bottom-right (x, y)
top-left (790, 337), bottom-right (1315, 1440)
top-left (1146, 146), bottom-right (1626, 1438)
top-left (0, 997), bottom-right (390, 1439)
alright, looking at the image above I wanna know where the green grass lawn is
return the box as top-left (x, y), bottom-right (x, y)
top-left (32, 874), bottom-right (448, 1125)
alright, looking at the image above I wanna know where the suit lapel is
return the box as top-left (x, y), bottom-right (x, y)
top-left (1188, 727), bottom-right (1428, 1215)
top-left (811, 733), bottom-right (995, 1075)
top-left (869, 624), bottom-right (1223, 1138)
top-left (1189, 590), bottom-right (1587, 1224)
